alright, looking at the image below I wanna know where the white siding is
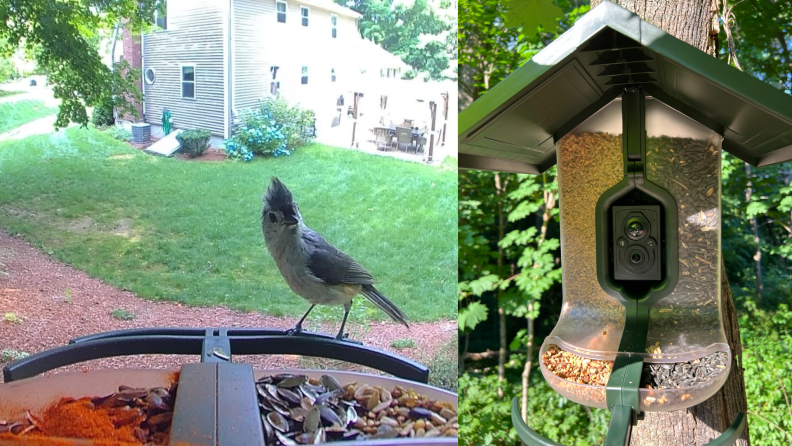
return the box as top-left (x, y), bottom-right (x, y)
top-left (231, 0), bottom-right (362, 128)
top-left (143, 1), bottom-right (226, 136)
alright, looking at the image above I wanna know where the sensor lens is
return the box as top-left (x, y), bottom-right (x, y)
top-left (630, 252), bottom-right (643, 264)
top-left (625, 217), bottom-right (648, 240)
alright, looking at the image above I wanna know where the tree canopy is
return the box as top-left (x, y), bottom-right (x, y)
top-left (0, 0), bottom-right (163, 128)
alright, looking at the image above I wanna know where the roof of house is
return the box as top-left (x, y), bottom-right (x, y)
top-left (458, 1), bottom-right (792, 174)
top-left (299, 0), bottom-right (362, 19)
top-left (355, 39), bottom-right (410, 70)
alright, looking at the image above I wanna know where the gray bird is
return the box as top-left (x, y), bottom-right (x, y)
top-left (261, 177), bottom-right (409, 340)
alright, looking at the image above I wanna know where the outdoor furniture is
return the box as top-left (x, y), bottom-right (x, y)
top-left (394, 127), bottom-right (413, 151)
top-left (373, 126), bottom-right (392, 151)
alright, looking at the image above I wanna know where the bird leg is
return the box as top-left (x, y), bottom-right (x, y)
top-left (287, 304), bottom-right (315, 335)
top-left (335, 301), bottom-right (352, 340)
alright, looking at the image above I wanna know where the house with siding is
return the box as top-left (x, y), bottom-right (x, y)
top-left (121, 0), bottom-right (407, 139)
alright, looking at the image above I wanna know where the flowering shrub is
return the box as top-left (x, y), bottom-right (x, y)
top-left (229, 97), bottom-right (315, 158)
top-left (223, 139), bottom-right (254, 162)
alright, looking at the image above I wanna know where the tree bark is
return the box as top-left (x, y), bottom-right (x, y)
top-left (495, 173), bottom-right (507, 398)
top-left (589, 1), bottom-right (751, 444)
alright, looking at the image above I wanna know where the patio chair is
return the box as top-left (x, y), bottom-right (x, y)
top-left (375, 128), bottom-right (392, 151)
top-left (395, 127), bottom-right (413, 152)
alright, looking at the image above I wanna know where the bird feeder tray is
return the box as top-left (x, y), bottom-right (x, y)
top-left (0, 328), bottom-right (457, 446)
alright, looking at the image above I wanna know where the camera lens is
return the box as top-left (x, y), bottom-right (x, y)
top-left (630, 252), bottom-right (643, 264)
top-left (625, 217), bottom-right (648, 240)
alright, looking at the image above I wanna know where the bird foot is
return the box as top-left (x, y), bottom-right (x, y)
top-left (285, 324), bottom-right (303, 336)
top-left (334, 332), bottom-right (363, 345)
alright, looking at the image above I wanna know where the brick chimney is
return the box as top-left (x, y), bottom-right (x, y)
top-left (120, 26), bottom-right (144, 122)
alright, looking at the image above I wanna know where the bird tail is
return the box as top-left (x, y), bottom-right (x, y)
top-left (361, 285), bottom-right (410, 329)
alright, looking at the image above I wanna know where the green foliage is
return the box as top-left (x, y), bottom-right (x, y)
top-left (106, 126), bottom-right (132, 142)
top-left (503, 0), bottom-right (563, 32)
top-left (4, 312), bottom-right (23, 324)
top-left (0, 99), bottom-right (59, 133)
top-left (0, 57), bottom-right (18, 83)
top-left (741, 303), bottom-right (792, 445)
top-left (0, 349), bottom-right (30, 362)
top-left (177, 129), bottom-right (212, 158)
top-left (91, 98), bottom-right (115, 128)
top-left (390, 338), bottom-right (417, 349)
top-left (111, 309), bottom-right (135, 321)
top-left (0, 1), bottom-right (159, 128)
top-left (232, 97), bottom-right (315, 158)
top-left (338, 0), bottom-right (452, 80)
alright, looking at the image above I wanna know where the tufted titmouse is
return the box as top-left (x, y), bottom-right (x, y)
top-left (261, 177), bottom-right (409, 340)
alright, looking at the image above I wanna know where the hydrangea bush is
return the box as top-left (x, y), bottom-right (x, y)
top-left (225, 97), bottom-right (315, 160)
top-left (223, 140), bottom-right (254, 162)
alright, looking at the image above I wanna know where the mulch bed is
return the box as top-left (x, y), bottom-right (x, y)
top-left (0, 230), bottom-right (455, 383)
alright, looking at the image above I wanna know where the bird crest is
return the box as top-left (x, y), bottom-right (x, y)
top-left (264, 177), bottom-right (294, 212)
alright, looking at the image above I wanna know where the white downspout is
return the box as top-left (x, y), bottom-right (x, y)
top-left (223, 0), bottom-right (231, 140)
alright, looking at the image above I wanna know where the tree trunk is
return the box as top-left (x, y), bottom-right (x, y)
top-left (495, 173), bottom-right (507, 398)
top-left (520, 302), bottom-right (534, 420)
top-left (744, 163), bottom-right (763, 305)
top-left (588, 1), bottom-right (750, 444)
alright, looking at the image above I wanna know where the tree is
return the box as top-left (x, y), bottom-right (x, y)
top-left (586, 2), bottom-right (750, 444)
top-left (0, 0), bottom-right (162, 128)
top-left (337, 0), bottom-right (452, 80)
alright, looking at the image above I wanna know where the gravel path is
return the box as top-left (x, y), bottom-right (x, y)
top-left (0, 229), bottom-right (455, 383)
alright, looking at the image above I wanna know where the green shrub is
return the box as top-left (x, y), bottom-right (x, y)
top-left (106, 126), bottom-right (132, 142)
top-left (177, 129), bottom-right (212, 158)
top-left (0, 59), bottom-right (18, 83)
top-left (1, 349), bottom-right (30, 363)
top-left (92, 99), bottom-right (115, 128)
top-left (230, 97), bottom-right (315, 157)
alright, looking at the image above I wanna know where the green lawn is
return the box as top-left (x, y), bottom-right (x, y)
top-left (0, 90), bottom-right (24, 99)
top-left (0, 99), bottom-right (58, 133)
top-left (0, 127), bottom-right (456, 321)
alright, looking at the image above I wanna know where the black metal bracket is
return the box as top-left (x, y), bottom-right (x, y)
top-left (2, 327), bottom-right (430, 383)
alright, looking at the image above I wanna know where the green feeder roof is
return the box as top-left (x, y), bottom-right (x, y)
top-left (458, 2), bottom-right (792, 174)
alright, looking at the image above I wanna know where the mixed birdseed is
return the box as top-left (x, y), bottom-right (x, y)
top-left (255, 374), bottom-right (458, 445)
top-left (641, 351), bottom-right (728, 390)
top-left (541, 344), bottom-right (614, 386)
top-left (556, 132), bottom-right (627, 338)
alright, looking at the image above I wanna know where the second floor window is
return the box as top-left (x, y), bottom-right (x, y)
top-left (331, 14), bottom-right (337, 38)
top-left (181, 65), bottom-right (195, 99)
top-left (301, 7), bottom-right (309, 27)
top-left (331, 68), bottom-right (336, 83)
top-left (276, 1), bottom-right (287, 23)
top-left (301, 66), bottom-right (308, 85)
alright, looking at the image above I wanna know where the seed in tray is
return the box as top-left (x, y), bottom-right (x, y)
top-left (256, 374), bottom-right (457, 444)
top-left (641, 351), bottom-right (728, 390)
top-left (541, 344), bottom-right (614, 386)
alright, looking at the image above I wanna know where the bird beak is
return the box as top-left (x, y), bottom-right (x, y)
top-left (283, 217), bottom-right (299, 226)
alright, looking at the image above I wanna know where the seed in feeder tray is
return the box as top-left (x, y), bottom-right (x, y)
top-left (641, 352), bottom-right (728, 390)
top-left (255, 374), bottom-right (457, 444)
top-left (0, 383), bottom-right (178, 444)
top-left (541, 344), bottom-right (614, 386)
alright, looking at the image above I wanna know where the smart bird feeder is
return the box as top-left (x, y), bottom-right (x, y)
top-left (459, 3), bottom-right (792, 445)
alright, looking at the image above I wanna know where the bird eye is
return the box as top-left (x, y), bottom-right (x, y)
top-left (268, 212), bottom-right (277, 223)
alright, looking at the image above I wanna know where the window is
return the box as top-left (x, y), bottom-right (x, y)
top-left (331, 68), bottom-right (336, 83)
top-left (301, 66), bottom-right (308, 85)
top-left (300, 6), bottom-right (309, 27)
top-left (331, 14), bottom-right (337, 38)
top-left (276, 0), bottom-right (287, 23)
top-left (144, 68), bottom-right (156, 84)
top-left (270, 66), bottom-right (280, 95)
top-left (154, 3), bottom-right (167, 29)
top-left (181, 65), bottom-right (195, 98)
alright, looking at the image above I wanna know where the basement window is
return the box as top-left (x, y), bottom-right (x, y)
top-left (331, 68), bottom-right (336, 82)
top-left (301, 66), bottom-right (308, 85)
top-left (181, 65), bottom-right (195, 99)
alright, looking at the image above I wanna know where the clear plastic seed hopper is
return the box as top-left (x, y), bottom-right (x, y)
top-left (458, 2), bottom-right (792, 445)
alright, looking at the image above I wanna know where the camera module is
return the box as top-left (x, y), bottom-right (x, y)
top-left (612, 206), bottom-right (662, 281)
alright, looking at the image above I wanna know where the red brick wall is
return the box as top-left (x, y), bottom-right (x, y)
top-left (120, 27), bottom-right (143, 122)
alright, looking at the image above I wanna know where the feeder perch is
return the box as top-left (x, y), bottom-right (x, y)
top-left (0, 328), bottom-right (457, 446)
top-left (459, 2), bottom-right (792, 445)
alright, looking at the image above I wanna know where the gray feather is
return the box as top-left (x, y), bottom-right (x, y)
top-left (303, 229), bottom-right (374, 285)
top-left (361, 285), bottom-right (410, 329)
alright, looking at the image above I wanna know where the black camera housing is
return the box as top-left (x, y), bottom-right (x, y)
top-left (612, 205), bottom-right (662, 281)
